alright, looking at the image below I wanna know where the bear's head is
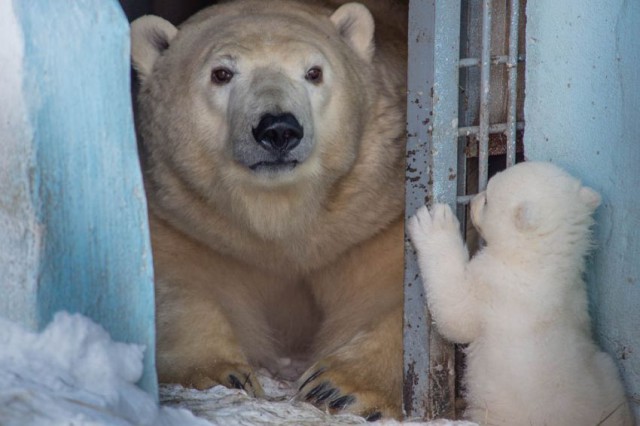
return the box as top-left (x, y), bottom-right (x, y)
top-left (470, 162), bottom-right (601, 254)
top-left (130, 1), bottom-right (381, 238)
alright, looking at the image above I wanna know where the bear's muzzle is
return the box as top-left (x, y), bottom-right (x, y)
top-left (252, 112), bottom-right (304, 154)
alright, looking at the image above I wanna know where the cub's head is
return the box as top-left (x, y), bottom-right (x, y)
top-left (130, 0), bottom-right (376, 202)
top-left (470, 162), bottom-right (601, 252)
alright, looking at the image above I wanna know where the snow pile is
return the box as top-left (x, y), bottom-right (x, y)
top-left (161, 381), bottom-right (477, 426)
top-left (160, 378), bottom-right (476, 426)
top-left (0, 312), bottom-right (475, 426)
top-left (0, 312), bottom-right (209, 426)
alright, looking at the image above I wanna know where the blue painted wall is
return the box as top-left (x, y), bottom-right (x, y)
top-left (0, 0), bottom-right (39, 330)
top-left (0, 0), bottom-right (157, 396)
top-left (525, 0), bottom-right (640, 418)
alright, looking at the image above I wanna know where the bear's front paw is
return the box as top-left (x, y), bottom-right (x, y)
top-left (182, 362), bottom-right (264, 397)
top-left (299, 368), bottom-right (357, 412)
top-left (296, 361), bottom-right (399, 421)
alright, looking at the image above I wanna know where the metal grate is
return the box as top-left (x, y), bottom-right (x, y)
top-left (461, 0), bottom-right (523, 195)
top-left (404, 0), bottom-right (526, 419)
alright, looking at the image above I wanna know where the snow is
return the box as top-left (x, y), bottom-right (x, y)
top-left (0, 312), bottom-right (208, 426)
top-left (0, 312), bottom-right (476, 426)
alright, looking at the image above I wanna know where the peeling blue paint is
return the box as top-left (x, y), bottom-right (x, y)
top-left (3, 0), bottom-right (157, 397)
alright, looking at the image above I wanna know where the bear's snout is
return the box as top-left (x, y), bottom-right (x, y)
top-left (252, 113), bottom-right (304, 154)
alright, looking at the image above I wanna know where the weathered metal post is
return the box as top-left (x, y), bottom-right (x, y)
top-left (404, 0), bottom-right (461, 419)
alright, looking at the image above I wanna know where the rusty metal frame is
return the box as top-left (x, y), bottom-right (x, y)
top-left (404, 0), bottom-right (460, 419)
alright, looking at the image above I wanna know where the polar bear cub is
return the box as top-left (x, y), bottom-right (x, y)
top-left (408, 162), bottom-right (633, 425)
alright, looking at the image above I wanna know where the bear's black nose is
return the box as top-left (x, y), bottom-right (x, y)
top-left (252, 113), bottom-right (303, 154)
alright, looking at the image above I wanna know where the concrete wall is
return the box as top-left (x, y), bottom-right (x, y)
top-left (0, 0), bottom-right (39, 330)
top-left (0, 0), bottom-right (157, 396)
top-left (525, 0), bottom-right (640, 418)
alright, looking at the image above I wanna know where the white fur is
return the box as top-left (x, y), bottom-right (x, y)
top-left (130, 16), bottom-right (177, 81)
top-left (330, 3), bottom-right (375, 62)
top-left (408, 162), bottom-right (633, 425)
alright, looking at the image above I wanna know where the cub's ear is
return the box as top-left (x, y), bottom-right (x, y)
top-left (330, 2), bottom-right (375, 62)
top-left (513, 202), bottom-right (539, 232)
top-left (579, 186), bottom-right (601, 211)
top-left (130, 15), bottom-right (178, 82)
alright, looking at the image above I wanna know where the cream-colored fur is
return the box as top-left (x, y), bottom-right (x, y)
top-left (131, 0), bottom-right (406, 419)
top-left (408, 162), bottom-right (633, 425)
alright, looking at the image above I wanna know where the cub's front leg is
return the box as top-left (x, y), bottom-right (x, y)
top-left (408, 203), bottom-right (480, 344)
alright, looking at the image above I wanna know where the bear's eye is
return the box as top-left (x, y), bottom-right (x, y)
top-left (305, 66), bottom-right (323, 84)
top-left (211, 67), bottom-right (234, 85)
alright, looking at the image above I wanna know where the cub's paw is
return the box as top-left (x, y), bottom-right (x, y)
top-left (296, 362), bottom-right (399, 420)
top-left (408, 203), bottom-right (459, 243)
top-left (408, 204), bottom-right (433, 243)
top-left (430, 203), bottom-right (460, 231)
top-left (182, 362), bottom-right (264, 397)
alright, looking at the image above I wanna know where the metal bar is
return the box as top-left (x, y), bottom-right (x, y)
top-left (478, 0), bottom-right (492, 191)
top-left (456, 137), bottom-right (468, 237)
top-left (404, 0), bottom-right (460, 420)
top-left (429, 0), bottom-right (462, 416)
top-left (505, 0), bottom-right (520, 167)
top-left (456, 194), bottom-right (476, 205)
top-left (459, 53), bottom-right (525, 68)
top-left (459, 57), bottom-right (481, 67)
top-left (458, 0), bottom-right (482, 140)
top-left (458, 121), bottom-right (525, 136)
top-left (404, 2), bottom-right (436, 419)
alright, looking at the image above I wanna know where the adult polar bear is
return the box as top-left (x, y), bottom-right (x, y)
top-left (131, 0), bottom-right (407, 419)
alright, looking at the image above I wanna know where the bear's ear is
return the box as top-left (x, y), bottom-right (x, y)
top-left (330, 3), bottom-right (375, 62)
top-left (579, 186), bottom-right (601, 211)
top-left (513, 202), bottom-right (539, 232)
top-left (130, 15), bottom-right (178, 82)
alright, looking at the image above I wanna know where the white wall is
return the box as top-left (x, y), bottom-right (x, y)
top-left (525, 0), bottom-right (640, 418)
top-left (0, 0), bottom-right (40, 329)
top-left (0, 0), bottom-right (157, 396)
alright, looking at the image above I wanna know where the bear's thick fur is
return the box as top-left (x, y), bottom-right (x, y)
top-left (131, 0), bottom-right (407, 418)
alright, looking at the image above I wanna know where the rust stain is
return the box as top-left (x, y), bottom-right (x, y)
top-left (464, 131), bottom-right (525, 158)
top-left (403, 360), bottom-right (419, 416)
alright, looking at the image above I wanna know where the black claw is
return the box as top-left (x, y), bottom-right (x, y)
top-left (365, 411), bottom-right (382, 422)
top-left (228, 374), bottom-right (244, 390)
top-left (243, 374), bottom-right (253, 389)
top-left (298, 368), bottom-right (326, 391)
top-left (315, 387), bottom-right (339, 404)
top-left (329, 394), bottom-right (356, 410)
top-left (305, 381), bottom-right (330, 401)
